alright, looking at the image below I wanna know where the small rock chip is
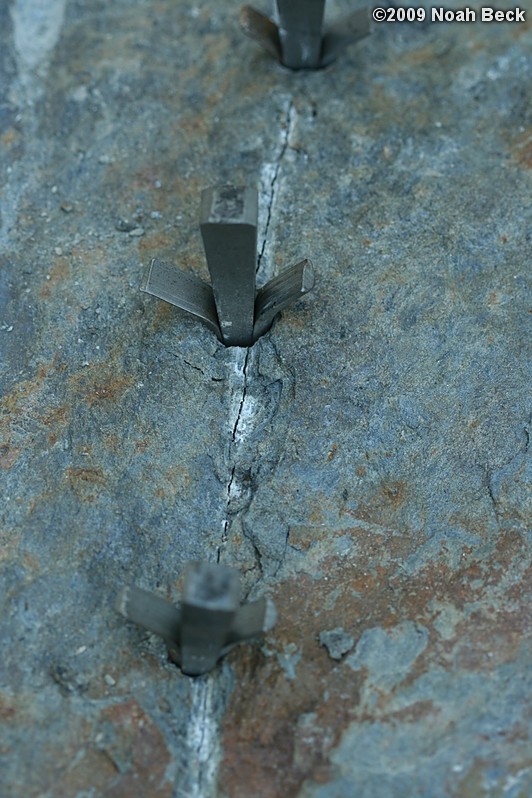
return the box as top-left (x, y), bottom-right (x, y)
top-left (60, 202), bottom-right (74, 213)
top-left (319, 627), bottom-right (355, 660)
top-left (115, 217), bottom-right (136, 232)
top-left (50, 664), bottom-right (86, 694)
top-left (128, 227), bottom-right (145, 237)
top-left (104, 674), bottom-right (116, 686)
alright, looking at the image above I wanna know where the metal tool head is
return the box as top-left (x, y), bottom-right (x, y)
top-left (180, 562), bottom-right (240, 676)
top-left (240, 2), bottom-right (371, 69)
top-left (117, 562), bottom-right (277, 676)
top-left (140, 185), bottom-right (315, 347)
top-left (276, 0), bottom-right (325, 69)
top-left (200, 186), bottom-right (258, 347)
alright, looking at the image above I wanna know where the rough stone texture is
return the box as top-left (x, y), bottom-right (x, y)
top-left (0, 1), bottom-right (530, 797)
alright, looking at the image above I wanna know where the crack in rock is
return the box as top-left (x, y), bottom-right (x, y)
top-left (257, 98), bottom-right (297, 282)
top-left (176, 98), bottom-right (298, 796)
top-left (180, 679), bottom-right (219, 798)
top-left (216, 343), bottom-right (289, 573)
top-left (178, 668), bottom-right (233, 798)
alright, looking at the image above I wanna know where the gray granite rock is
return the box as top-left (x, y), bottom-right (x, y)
top-left (0, 1), bottom-right (530, 797)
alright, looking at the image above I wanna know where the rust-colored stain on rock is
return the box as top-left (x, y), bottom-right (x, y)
top-left (95, 700), bottom-right (173, 798)
top-left (46, 701), bottom-right (173, 798)
top-left (0, 364), bottom-right (53, 416)
top-left (342, 480), bottom-right (408, 528)
top-left (219, 527), bottom-right (529, 798)
top-left (0, 443), bottom-right (20, 470)
top-left (87, 374), bottom-right (135, 406)
top-left (65, 467), bottom-right (107, 501)
top-left (508, 127), bottom-right (532, 169)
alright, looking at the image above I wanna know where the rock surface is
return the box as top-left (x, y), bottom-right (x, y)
top-left (0, 1), bottom-right (530, 796)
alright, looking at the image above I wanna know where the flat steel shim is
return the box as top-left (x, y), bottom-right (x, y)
top-left (276, 0), bottom-right (325, 68)
top-left (200, 186), bottom-right (258, 346)
top-left (141, 258), bottom-right (221, 339)
top-left (321, 8), bottom-right (372, 67)
top-left (117, 586), bottom-right (182, 642)
top-left (225, 597), bottom-right (268, 644)
top-left (253, 258), bottom-right (315, 340)
top-left (240, 5), bottom-right (282, 60)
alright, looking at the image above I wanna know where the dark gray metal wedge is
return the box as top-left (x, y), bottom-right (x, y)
top-left (141, 185), bottom-right (315, 347)
top-left (200, 186), bottom-right (258, 347)
top-left (240, 1), bottom-right (371, 69)
top-left (117, 562), bottom-right (277, 676)
top-left (276, 0), bottom-right (325, 69)
top-left (179, 562), bottom-right (241, 676)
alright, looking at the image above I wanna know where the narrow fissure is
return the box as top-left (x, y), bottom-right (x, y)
top-left (217, 348), bottom-right (251, 562)
top-left (257, 99), bottom-right (295, 272)
top-left (216, 95), bottom-right (294, 561)
top-left (484, 466), bottom-right (497, 516)
top-left (188, 97), bottom-right (296, 795)
top-left (179, 678), bottom-right (221, 798)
